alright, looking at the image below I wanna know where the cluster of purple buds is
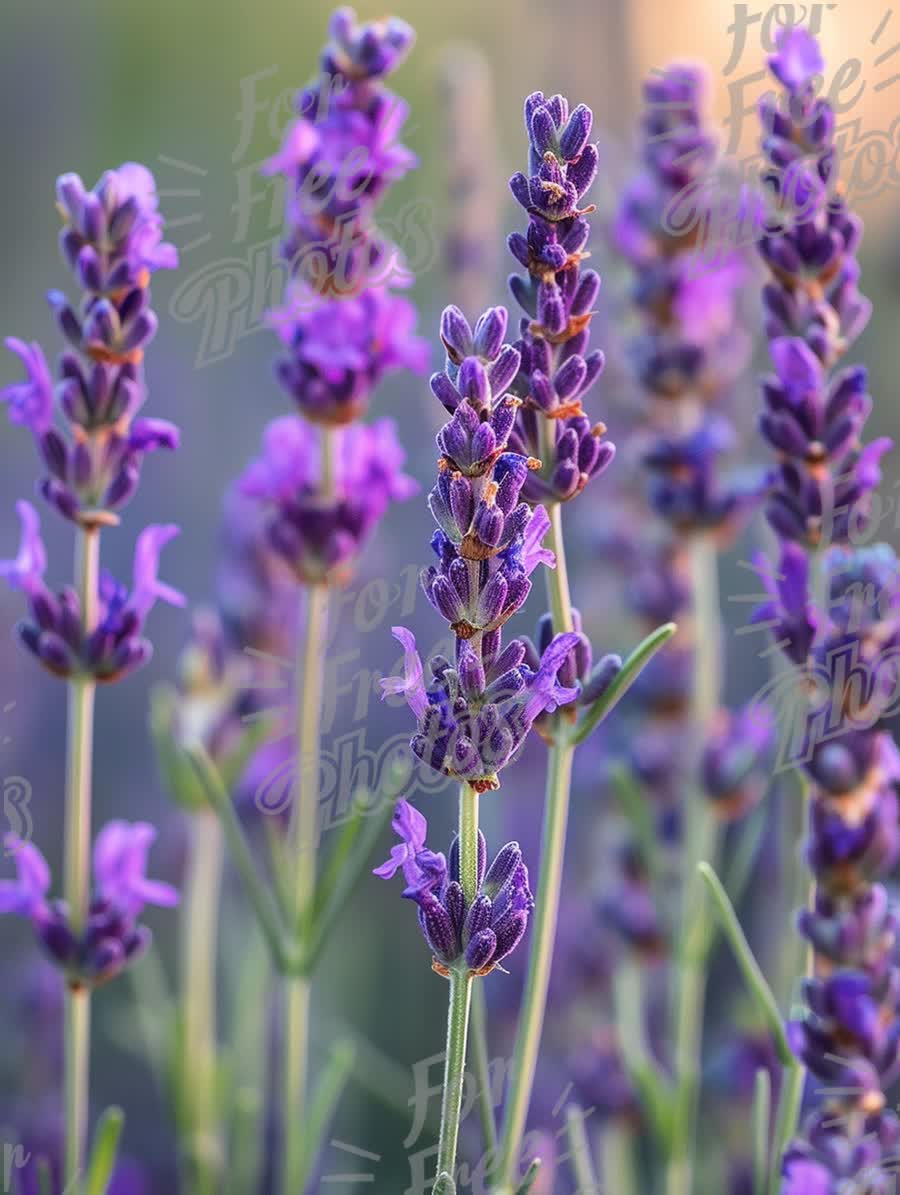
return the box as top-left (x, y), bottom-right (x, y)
top-left (1, 501), bottom-right (184, 682)
top-left (1, 164), bottom-right (179, 527)
top-left (522, 608), bottom-right (623, 731)
top-left (757, 29), bottom-right (889, 552)
top-left (504, 91), bottom-right (615, 506)
top-left (262, 7), bottom-right (426, 426)
top-left (382, 627), bottom-right (579, 793)
top-left (615, 65), bottom-right (753, 538)
top-left (240, 416), bottom-right (417, 586)
top-left (0, 822), bottom-right (177, 988)
top-left (757, 538), bottom-right (900, 1165)
top-left (374, 800), bottom-right (533, 975)
top-left (380, 301), bottom-right (585, 790)
top-left (268, 284), bottom-right (427, 426)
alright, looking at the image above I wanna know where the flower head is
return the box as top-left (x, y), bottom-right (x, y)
top-left (4, 504), bottom-right (184, 682)
top-left (374, 799), bottom-right (533, 975)
top-left (0, 822), bottom-right (177, 987)
top-left (240, 415), bottom-right (416, 585)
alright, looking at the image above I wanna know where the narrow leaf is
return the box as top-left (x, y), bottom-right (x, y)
top-left (296, 1040), bottom-right (356, 1189)
top-left (573, 622), bottom-right (677, 745)
top-left (83, 1106), bottom-right (125, 1195)
top-left (697, 862), bottom-right (793, 1065)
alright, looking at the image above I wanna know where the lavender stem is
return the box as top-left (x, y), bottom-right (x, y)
top-left (434, 783), bottom-right (479, 1187)
top-left (179, 809), bottom-right (224, 1194)
top-left (496, 739), bottom-right (575, 1191)
top-left (63, 523), bottom-right (100, 1185)
top-left (281, 575), bottom-right (330, 1195)
top-left (495, 512), bottom-right (577, 1191)
top-left (666, 533), bottom-right (722, 1195)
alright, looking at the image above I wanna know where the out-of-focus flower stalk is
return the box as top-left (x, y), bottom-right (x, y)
top-left (179, 810), bottom-right (224, 1194)
top-left (63, 524), bottom-right (100, 1183)
top-left (282, 574), bottom-right (330, 1195)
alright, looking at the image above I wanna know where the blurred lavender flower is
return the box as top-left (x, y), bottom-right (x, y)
top-left (757, 28), bottom-right (888, 550)
top-left (2, 164), bottom-right (179, 526)
top-left (269, 284), bottom-right (427, 425)
top-left (754, 30), bottom-right (900, 1189)
top-left (262, 6), bottom-right (426, 425)
top-left (374, 799), bottom-right (533, 975)
top-left (0, 822), bottom-right (177, 987)
top-left (240, 415), bottom-right (417, 585)
top-left (1, 501), bottom-right (184, 681)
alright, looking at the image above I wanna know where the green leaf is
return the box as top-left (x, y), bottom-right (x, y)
top-left (433, 1174), bottom-right (457, 1195)
top-left (296, 1040), bottom-right (356, 1190)
top-left (301, 762), bottom-right (407, 973)
top-left (613, 959), bottom-right (675, 1149)
top-left (572, 622), bottom-right (678, 745)
top-left (752, 1068), bottom-right (771, 1195)
top-left (697, 862), bottom-right (793, 1066)
top-left (83, 1106), bottom-right (125, 1195)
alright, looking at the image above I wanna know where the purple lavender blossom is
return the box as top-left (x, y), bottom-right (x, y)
top-left (756, 34), bottom-right (900, 1187)
top-left (269, 283), bottom-right (427, 425)
top-left (0, 822), bottom-right (177, 987)
top-left (382, 626), bottom-right (579, 792)
top-left (1, 501), bottom-right (184, 681)
top-left (240, 415), bottom-right (417, 586)
top-left (504, 92), bottom-right (615, 505)
top-left (2, 163), bottom-right (179, 526)
top-left (374, 799), bottom-right (533, 975)
top-left (263, 7), bottom-right (417, 305)
top-left (757, 27), bottom-right (888, 551)
top-left (614, 63), bottom-right (755, 538)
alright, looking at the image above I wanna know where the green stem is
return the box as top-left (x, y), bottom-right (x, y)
top-left (666, 533), bottom-right (721, 1195)
top-left (470, 983), bottom-right (499, 1161)
top-left (495, 738), bottom-right (575, 1191)
top-left (64, 524), bottom-right (100, 1187)
top-left (433, 783), bottom-right (479, 1189)
top-left (179, 810), bottom-right (224, 1195)
top-left (565, 1105), bottom-right (599, 1194)
top-left (600, 1121), bottom-right (637, 1195)
top-left (187, 746), bottom-right (289, 971)
top-left (496, 495), bottom-right (576, 1192)
top-left (282, 581), bottom-right (330, 1195)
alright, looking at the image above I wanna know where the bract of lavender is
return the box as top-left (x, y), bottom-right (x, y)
top-left (1, 8), bottom-right (899, 1195)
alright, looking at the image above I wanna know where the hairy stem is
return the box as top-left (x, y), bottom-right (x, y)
top-left (495, 494), bottom-right (576, 1191)
top-left (63, 524), bottom-right (100, 1186)
top-left (281, 579), bottom-right (330, 1195)
top-left (434, 783), bottom-right (479, 1188)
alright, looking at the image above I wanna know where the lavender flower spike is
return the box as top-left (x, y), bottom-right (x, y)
top-left (755, 28), bottom-right (900, 1192)
top-left (0, 822), bottom-right (177, 988)
top-left (3, 163), bottom-right (180, 527)
top-left (374, 799), bottom-right (533, 976)
top-left (2, 502), bottom-right (184, 682)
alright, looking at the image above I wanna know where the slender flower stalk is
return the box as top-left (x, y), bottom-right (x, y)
top-left (179, 811), bottom-right (224, 1194)
top-left (63, 524), bottom-right (99, 1185)
top-left (493, 89), bottom-right (617, 1190)
top-left (239, 12), bottom-right (426, 1193)
top-left (0, 161), bottom-right (181, 1183)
